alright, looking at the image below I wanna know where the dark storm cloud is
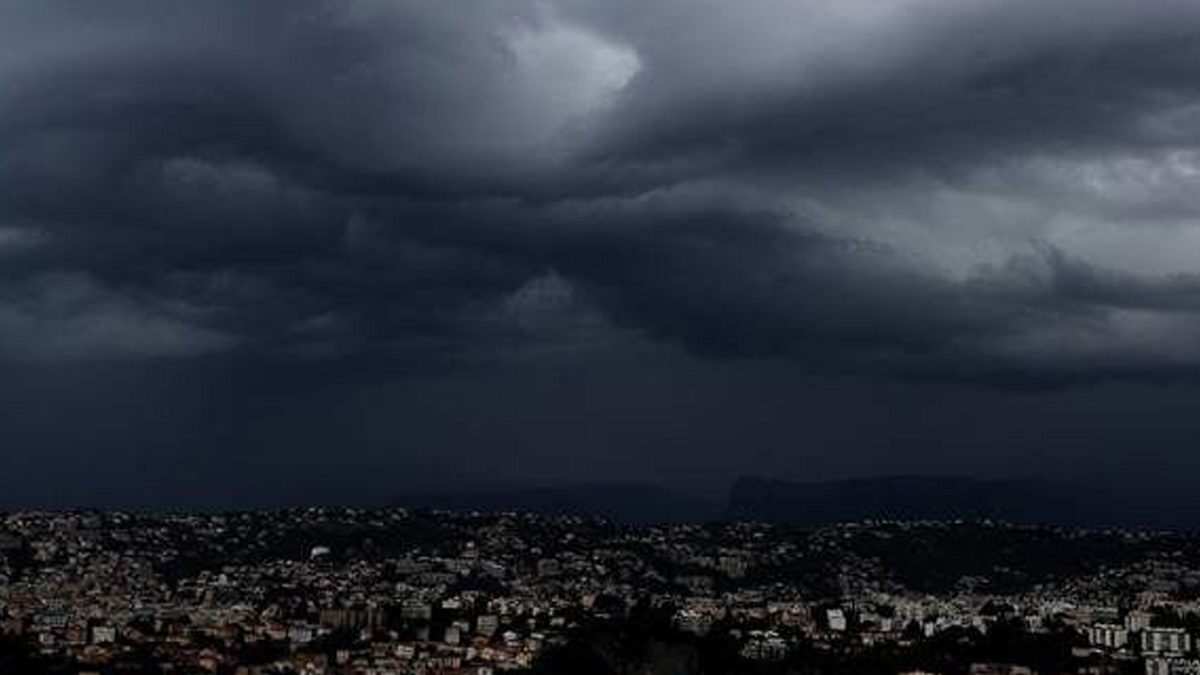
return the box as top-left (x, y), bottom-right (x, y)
top-left (575, 0), bottom-right (1200, 175)
top-left (3, 0), bottom-right (1200, 383)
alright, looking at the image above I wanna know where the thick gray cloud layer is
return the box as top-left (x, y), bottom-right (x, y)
top-left (4, 0), bottom-right (1200, 384)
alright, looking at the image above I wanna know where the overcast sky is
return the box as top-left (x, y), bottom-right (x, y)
top-left (4, 1), bottom-right (1200, 509)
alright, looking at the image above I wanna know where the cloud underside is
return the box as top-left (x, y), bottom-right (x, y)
top-left (4, 0), bottom-right (1200, 384)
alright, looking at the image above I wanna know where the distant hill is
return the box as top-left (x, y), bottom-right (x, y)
top-left (393, 483), bottom-right (722, 524)
top-left (727, 475), bottom-right (1096, 525)
top-left (393, 475), bottom-right (1197, 527)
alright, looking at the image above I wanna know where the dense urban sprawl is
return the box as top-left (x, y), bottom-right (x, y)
top-left (4, 510), bottom-right (1200, 674)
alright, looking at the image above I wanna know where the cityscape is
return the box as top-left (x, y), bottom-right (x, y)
top-left (5, 507), bottom-right (1200, 674)
top-left (7, 1), bottom-right (1200, 674)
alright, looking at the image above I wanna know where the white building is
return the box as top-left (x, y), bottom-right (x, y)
top-left (476, 614), bottom-right (499, 637)
top-left (740, 630), bottom-right (788, 661)
top-left (1145, 657), bottom-right (1200, 675)
top-left (1143, 627), bottom-right (1192, 657)
top-left (827, 608), bottom-right (848, 632)
top-left (1089, 623), bottom-right (1129, 650)
top-left (90, 626), bottom-right (116, 644)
